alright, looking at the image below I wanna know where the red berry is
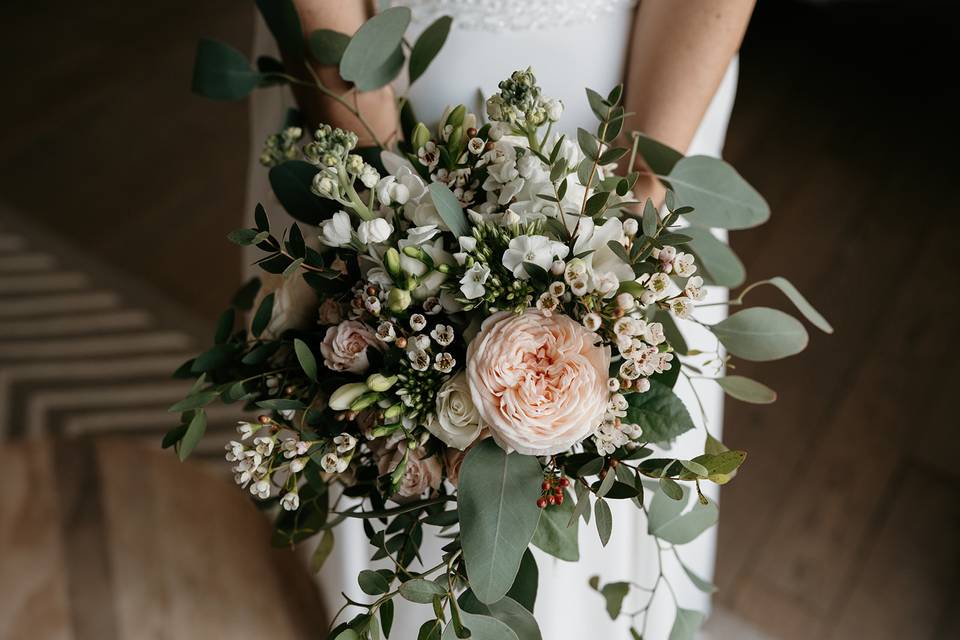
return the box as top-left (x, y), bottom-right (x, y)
top-left (536, 498), bottom-right (548, 509)
top-left (542, 481), bottom-right (551, 491)
top-left (547, 495), bottom-right (556, 506)
top-left (559, 477), bottom-right (570, 488)
top-left (556, 494), bottom-right (564, 505)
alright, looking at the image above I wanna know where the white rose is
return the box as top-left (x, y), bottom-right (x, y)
top-left (427, 372), bottom-right (484, 449)
top-left (320, 211), bottom-right (352, 247)
top-left (357, 218), bottom-right (393, 244)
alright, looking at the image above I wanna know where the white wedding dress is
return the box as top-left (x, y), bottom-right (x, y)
top-left (247, 2), bottom-right (738, 637)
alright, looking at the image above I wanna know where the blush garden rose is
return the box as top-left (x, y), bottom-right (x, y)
top-left (466, 310), bottom-right (611, 456)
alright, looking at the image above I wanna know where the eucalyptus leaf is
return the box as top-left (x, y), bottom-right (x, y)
top-left (684, 225), bottom-right (746, 288)
top-left (676, 553), bottom-right (717, 593)
top-left (666, 156), bottom-right (769, 230)
top-left (380, 599), bottom-right (394, 639)
top-left (594, 498), bottom-right (613, 547)
top-left (484, 597), bottom-right (542, 640)
top-left (749, 276), bottom-right (833, 334)
top-left (191, 39), bottom-right (261, 101)
top-left (310, 529), bottom-right (335, 573)
top-left (168, 390), bottom-right (218, 413)
top-left (623, 380), bottom-right (695, 443)
top-left (308, 28), bottom-right (349, 65)
top-left (716, 375), bottom-right (777, 404)
top-left (642, 198), bottom-right (659, 237)
top-left (177, 410), bottom-right (207, 461)
top-left (710, 307), bottom-right (809, 362)
top-left (599, 581), bottom-right (630, 619)
top-left (294, 338), bottom-right (318, 382)
top-left (648, 487), bottom-right (719, 545)
top-left (409, 16), bottom-right (452, 84)
top-left (428, 183), bottom-right (469, 237)
top-left (633, 132), bottom-right (683, 175)
top-left (251, 292), bottom-right (275, 337)
top-left (459, 440), bottom-right (543, 604)
top-left (577, 128), bottom-right (599, 161)
top-left (531, 489), bottom-right (578, 561)
top-left (340, 7), bottom-right (411, 91)
top-left (441, 612), bottom-right (519, 640)
top-left (399, 578), bottom-right (446, 604)
top-left (359, 569), bottom-right (391, 595)
top-left (654, 309), bottom-right (688, 356)
top-left (668, 608), bottom-right (706, 640)
top-left (507, 550), bottom-right (539, 613)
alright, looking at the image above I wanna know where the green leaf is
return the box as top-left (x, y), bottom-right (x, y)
top-left (227, 228), bottom-right (259, 246)
top-left (399, 578), bottom-right (447, 604)
top-left (177, 410), bottom-right (207, 461)
top-left (750, 276), bottom-right (833, 334)
top-left (428, 182), bottom-right (469, 237)
top-left (675, 553), bottom-right (717, 593)
top-left (191, 39), bottom-right (261, 101)
top-left (418, 620), bottom-right (443, 640)
top-left (340, 7), bottom-right (411, 91)
top-left (409, 16), bottom-right (452, 84)
top-left (668, 608), bottom-right (706, 640)
top-left (168, 390), bottom-right (219, 413)
top-left (710, 307), bottom-right (809, 361)
top-left (688, 450), bottom-right (747, 484)
top-left (633, 133), bottom-right (683, 175)
top-left (642, 198), bottom-right (659, 237)
top-left (598, 147), bottom-right (628, 165)
top-left (380, 599), bottom-right (394, 639)
top-left (507, 550), bottom-right (539, 613)
top-left (659, 476), bottom-right (684, 501)
top-left (294, 338), bottom-right (318, 382)
top-left (334, 630), bottom-right (360, 640)
top-left (441, 612), bottom-right (519, 640)
top-left (310, 529), bottom-right (335, 573)
top-left (359, 569), bottom-right (391, 595)
top-left (666, 156), bottom-right (769, 230)
top-left (251, 292), bottom-right (275, 337)
top-left (483, 597), bottom-right (542, 640)
top-left (678, 459), bottom-right (709, 477)
top-left (585, 88), bottom-right (610, 120)
top-left (255, 0), bottom-right (304, 59)
top-left (269, 160), bottom-right (338, 226)
top-left (531, 489), bottom-right (578, 561)
top-left (606, 239), bottom-right (631, 266)
top-left (599, 581), bottom-right (630, 619)
top-left (569, 481), bottom-right (592, 527)
top-left (308, 29), bottom-right (349, 65)
top-left (654, 308), bottom-right (688, 356)
top-left (256, 399), bottom-right (306, 411)
top-left (459, 440), bottom-right (543, 604)
top-left (577, 128), bottom-right (599, 161)
top-left (214, 308), bottom-right (235, 344)
top-left (232, 277), bottom-right (262, 311)
top-left (648, 486), bottom-right (719, 545)
top-left (716, 375), bottom-right (777, 404)
top-left (594, 498), bottom-right (612, 547)
top-left (584, 191), bottom-right (610, 216)
top-left (624, 380), bottom-right (695, 443)
top-left (684, 225), bottom-right (746, 288)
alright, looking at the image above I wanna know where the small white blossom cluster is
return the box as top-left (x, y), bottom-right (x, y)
top-left (397, 315), bottom-right (458, 378)
top-left (320, 432), bottom-right (357, 474)
top-left (594, 391), bottom-right (642, 455)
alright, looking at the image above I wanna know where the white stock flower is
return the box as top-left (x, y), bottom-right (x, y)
top-left (320, 211), bottom-right (353, 247)
top-left (357, 218), bottom-right (393, 244)
top-left (359, 164), bottom-right (380, 188)
top-left (460, 263), bottom-right (490, 299)
top-left (427, 372), bottom-right (484, 449)
top-left (572, 217), bottom-right (634, 283)
top-left (407, 201), bottom-right (447, 229)
top-left (502, 235), bottom-right (569, 279)
top-left (544, 97), bottom-right (564, 122)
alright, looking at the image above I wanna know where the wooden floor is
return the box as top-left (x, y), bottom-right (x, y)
top-left (2, 1), bottom-right (959, 639)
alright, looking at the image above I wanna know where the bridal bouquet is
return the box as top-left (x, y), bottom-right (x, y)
top-left (170, 4), bottom-right (830, 639)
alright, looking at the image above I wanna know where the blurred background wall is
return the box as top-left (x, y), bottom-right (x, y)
top-left (1, 1), bottom-right (958, 638)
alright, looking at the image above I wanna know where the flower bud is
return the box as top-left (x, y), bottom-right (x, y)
top-left (349, 392), bottom-right (381, 411)
top-left (384, 404), bottom-right (403, 420)
top-left (366, 373), bottom-right (398, 392)
top-left (387, 288), bottom-right (412, 313)
top-left (411, 123), bottom-right (430, 150)
top-left (384, 247), bottom-right (402, 280)
top-left (446, 104), bottom-right (466, 129)
top-left (329, 382), bottom-right (369, 411)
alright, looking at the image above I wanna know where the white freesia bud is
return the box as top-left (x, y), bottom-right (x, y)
top-left (357, 218), bottom-right (393, 244)
top-left (544, 97), bottom-right (564, 122)
top-left (366, 373), bottom-right (398, 392)
top-left (320, 211), bottom-right (353, 247)
top-left (329, 382), bottom-right (369, 411)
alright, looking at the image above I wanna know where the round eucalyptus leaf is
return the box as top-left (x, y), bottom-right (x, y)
top-left (484, 596), bottom-right (542, 640)
top-left (531, 489), bottom-right (579, 561)
top-left (667, 155), bottom-right (770, 230)
top-left (441, 612), bottom-right (519, 640)
top-left (669, 608), bottom-right (706, 640)
top-left (398, 578), bottom-right (446, 603)
top-left (648, 487), bottom-right (719, 546)
top-left (340, 7), bottom-right (411, 91)
top-left (409, 15), bottom-right (453, 84)
top-left (710, 307), bottom-right (809, 362)
top-left (683, 225), bottom-right (746, 288)
top-left (458, 440), bottom-right (543, 604)
top-left (191, 39), bottom-right (261, 101)
top-left (308, 28), bottom-right (350, 65)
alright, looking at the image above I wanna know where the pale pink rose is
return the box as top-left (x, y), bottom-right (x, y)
top-left (444, 430), bottom-right (489, 487)
top-left (320, 320), bottom-right (380, 373)
top-left (376, 439), bottom-right (442, 499)
top-left (466, 310), bottom-right (610, 456)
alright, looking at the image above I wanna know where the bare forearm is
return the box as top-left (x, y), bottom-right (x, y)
top-left (624, 0), bottom-right (755, 154)
top-left (288, 0), bottom-right (398, 145)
